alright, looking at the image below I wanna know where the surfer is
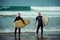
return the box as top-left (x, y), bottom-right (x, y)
top-left (14, 13), bottom-right (25, 38)
top-left (34, 12), bottom-right (43, 37)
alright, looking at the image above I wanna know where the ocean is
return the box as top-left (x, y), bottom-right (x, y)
top-left (0, 6), bottom-right (60, 33)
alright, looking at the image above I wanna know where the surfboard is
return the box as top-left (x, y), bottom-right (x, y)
top-left (14, 20), bottom-right (30, 28)
top-left (42, 16), bottom-right (48, 26)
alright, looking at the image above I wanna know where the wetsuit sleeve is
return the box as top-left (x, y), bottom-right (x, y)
top-left (20, 17), bottom-right (25, 24)
top-left (14, 17), bottom-right (17, 22)
top-left (36, 17), bottom-right (38, 21)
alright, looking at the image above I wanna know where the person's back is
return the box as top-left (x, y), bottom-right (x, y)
top-left (14, 13), bottom-right (25, 39)
top-left (36, 16), bottom-right (43, 25)
top-left (35, 12), bottom-right (43, 37)
top-left (14, 16), bottom-right (25, 24)
top-left (14, 13), bottom-right (25, 24)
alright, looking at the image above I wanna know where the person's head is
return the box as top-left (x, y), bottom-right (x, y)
top-left (17, 13), bottom-right (20, 16)
top-left (38, 12), bottom-right (41, 16)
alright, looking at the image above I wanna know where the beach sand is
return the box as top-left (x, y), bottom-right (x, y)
top-left (0, 31), bottom-right (60, 40)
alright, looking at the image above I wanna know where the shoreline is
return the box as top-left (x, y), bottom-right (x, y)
top-left (0, 31), bottom-right (60, 40)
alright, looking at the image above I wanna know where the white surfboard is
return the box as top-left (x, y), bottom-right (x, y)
top-left (42, 16), bottom-right (48, 26)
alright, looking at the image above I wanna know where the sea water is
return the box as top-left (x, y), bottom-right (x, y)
top-left (0, 11), bottom-right (60, 33)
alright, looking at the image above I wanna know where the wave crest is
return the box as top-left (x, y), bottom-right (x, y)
top-left (31, 6), bottom-right (60, 11)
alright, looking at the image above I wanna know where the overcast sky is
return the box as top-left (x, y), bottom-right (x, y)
top-left (0, 0), bottom-right (60, 6)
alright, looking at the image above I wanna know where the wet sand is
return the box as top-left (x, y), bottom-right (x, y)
top-left (0, 31), bottom-right (60, 40)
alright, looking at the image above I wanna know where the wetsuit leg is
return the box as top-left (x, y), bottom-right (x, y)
top-left (18, 28), bottom-right (20, 39)
top-left (15, 28), bottom-right (17, 38)
top-left (15, 28), bottom-right (17, 35)
top-left (41, 25), bottom-right (43, 37)
top-left (36, 24), bottom-right (40, 34)
top-left (19, 28), bottom-right (20, 36)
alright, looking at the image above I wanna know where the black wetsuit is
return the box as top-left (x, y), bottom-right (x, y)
top-left (36, 16), bottom-right (43, 36)
top-left (14, 16), bottom-right (25, 23)
top-left (14, 16), bottom-right (25, 38)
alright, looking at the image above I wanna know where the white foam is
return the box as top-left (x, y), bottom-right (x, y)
top-left (0, 11), bottom-right (60, 18)
top-left (31, 6), bottom-right (60, 11)
top-left (0, 29), bottom-right (60, 33)
top-left (0, 6), bottom-right (10, 9)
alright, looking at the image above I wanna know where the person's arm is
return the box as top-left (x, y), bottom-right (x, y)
top-left (34, 17), bottom-right (37, 26)
top-left (14, 17), bottom-right (17, 22)
top-left (20, 17), bottom-right (25, 24)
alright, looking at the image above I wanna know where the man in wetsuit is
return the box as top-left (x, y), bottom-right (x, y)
top-left (35, 12), bottom-right (43, 36)
top-left (14, 13), bottom-right (25, 38)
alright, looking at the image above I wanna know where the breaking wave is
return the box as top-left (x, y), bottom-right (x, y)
top-left (31, 6), bottom-right (60, 11)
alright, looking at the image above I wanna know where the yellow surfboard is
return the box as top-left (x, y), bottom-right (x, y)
top-left (14, 20), bottom-right (30, 28)
top-left (42, 16), bottom-right (48, 26)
